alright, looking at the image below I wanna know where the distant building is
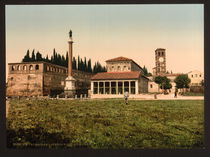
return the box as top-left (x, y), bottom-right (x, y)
top-left (188, 70), bottom-right (204, 86)
top-left (148, 73), bottom-right (182, 93)
top-left (6, 62), bottom-right (93, 97)
top-left (149, 48), bottom-right (184, 93)
top-left (90, 56), bottom-right (149, 96)
top-left (152, 48), bottom-right (166, 76)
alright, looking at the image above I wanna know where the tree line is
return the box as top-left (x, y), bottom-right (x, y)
top-left (22, 49), bottom-right (106, 73)
top-left (154, 74), bottom-right (191, 94)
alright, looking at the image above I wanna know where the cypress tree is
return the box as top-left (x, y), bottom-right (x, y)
top-left (46, 55), bottom-right (50, 62)
top-left (72, 56), bottom-right (77, 70)
top-left (65, 51), bottom-right (69, 67)
top-left (22, 49), bottom-right (30, 62)
top-left (78, 55), bottom-right (80, 70)
top-left (31, 49), bottom-right (35, 61)
top-left (87, 59), bottom-right (92, 72)
top-left (36, 51), bottom-right (42, 61)
top-left (61, 55), bottom-right (65, 66)
top-left (80, 58), bottom-right (84, 71)
top-left (84, 57), bottom-right (87, 72)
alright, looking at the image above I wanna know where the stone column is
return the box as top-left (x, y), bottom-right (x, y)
top-left (68, 39), bottom-right (73, 77)
top-left (122, 81), bottom-right (124, 94)
top-left (98, 81), bottom-right (100, 94)
top-left (129, 81), bottom-right (131, 94)
top-left (103, 81), bottom-right (105, 94)
top-left (109, 81), bottom-right (111, 94)
top-left (116, 81), bottom-right (118, 94)
top-left (91, 82), bottom-right (94, 94)
top-left (64, 30), bottom-right (76, 97)
top-left (135, 80), bottom-right (139, 94)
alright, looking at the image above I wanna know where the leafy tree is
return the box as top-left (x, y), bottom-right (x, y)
top-left (147, 73), bottom-right (152, 76)
top-left (174, 74), bottom-right (191, 92)
top-left (143, 65), bottom-right (148, 75)
top-left (142, 65), bottom-right (152, 76)
top-left (154, 76), bottom-right (172, 93)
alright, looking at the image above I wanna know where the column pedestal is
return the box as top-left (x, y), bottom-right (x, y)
top-left (64, 76), bottom-right (76, 97)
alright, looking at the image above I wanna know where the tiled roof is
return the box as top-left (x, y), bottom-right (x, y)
top-left (152, 73), bottom-right (183, 77)
top-left (91, 71), bottom-right (141, 80)
top-left (155, 48), bottom-right (166, 51)
top-left (105, 56), bottom-right (133, 62)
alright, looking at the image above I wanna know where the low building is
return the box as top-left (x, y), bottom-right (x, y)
top-left (6, 62), bottom-right (93, 97)
top-left (90, 57), bottom-right (149, 96)
top-left (187, 70), bottom-right (204, 86)
top-left (148, 73), bottom-right (182, 93)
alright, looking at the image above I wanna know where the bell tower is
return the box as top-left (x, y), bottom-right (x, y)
top-left (154, 48), bottom-right (166, 75)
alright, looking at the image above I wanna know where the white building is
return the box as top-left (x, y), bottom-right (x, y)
top-left (188, 70), bottom-right (204, 86)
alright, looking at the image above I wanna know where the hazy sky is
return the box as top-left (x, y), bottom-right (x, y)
top-left (6, 4), bottom-right (204, 79)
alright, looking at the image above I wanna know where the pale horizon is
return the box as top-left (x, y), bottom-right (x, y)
top-left (6, 4), bottom-right (204, 79)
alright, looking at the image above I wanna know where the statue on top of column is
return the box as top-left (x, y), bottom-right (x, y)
top-left (69, 30), bottom-right (72, 38)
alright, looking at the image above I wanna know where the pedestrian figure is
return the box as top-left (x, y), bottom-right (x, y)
top-left (124, 91), bottom-right (129, 104)
top-left (174, 88), bottom-right (178, 98)
top-left (154, 93), bottom-right (157, 99)
top-left (174, 91), bottom-right (177, 98)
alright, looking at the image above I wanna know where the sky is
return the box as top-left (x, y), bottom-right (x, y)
top-left (6, 4), bottom-right (204, 79)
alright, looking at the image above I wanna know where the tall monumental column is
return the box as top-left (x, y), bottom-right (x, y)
top-left (64, 30), bottom-right (76, 97)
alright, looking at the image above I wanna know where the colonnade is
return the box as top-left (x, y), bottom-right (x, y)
top-left (91, 80), bottom-right (139, 95)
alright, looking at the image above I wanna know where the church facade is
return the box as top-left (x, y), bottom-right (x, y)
top-left (90, 57), bottom-right (149, 96)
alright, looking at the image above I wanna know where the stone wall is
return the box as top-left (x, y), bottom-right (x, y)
top-left (131, 62), bottom-right (143, 72)
top-left (6, 62), bottom-right (93, 96)
top-left (106, 61), bottom-right (131, 72)
top-left (148, 81), bottom-right (160, 93)
top-left (138, 76), bottom-right (148, 93)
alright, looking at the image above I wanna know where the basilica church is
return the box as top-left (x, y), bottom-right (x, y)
top-left (90, 56), bottom-right (149, 96)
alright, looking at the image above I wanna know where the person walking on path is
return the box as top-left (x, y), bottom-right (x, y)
top-left (174, 88), bottom-right (178, 98)
top-left (124, 91), bottom-right (129, 104)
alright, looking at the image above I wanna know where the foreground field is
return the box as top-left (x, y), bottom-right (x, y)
top-left (6, 99), bottom-right (204, 149)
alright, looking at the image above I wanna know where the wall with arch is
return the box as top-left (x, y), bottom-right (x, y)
top-left (6, 62), bottom-right (93, 96)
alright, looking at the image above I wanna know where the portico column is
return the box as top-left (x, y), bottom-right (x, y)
top-left (91, 82), bottom-right (93, 94)
top-left (129, 81), bottom-right (131, 94)
top-left (98, 81), bottom-right (99, 94)
top-left (135, 80), bottom-right (138, 94)
top-left (109, 81), bottom-right (111, 94)
top-left (122, 80), bottom-right (124, 94)
top-left (116, 81), bottom-right (118, 94)
top-left (103, 81), bottom-right (105, 94)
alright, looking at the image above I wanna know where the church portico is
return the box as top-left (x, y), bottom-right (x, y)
top-left (90, 57), bottom-right (149, 97)
top-left (91, 80), bottom-right (138, 95)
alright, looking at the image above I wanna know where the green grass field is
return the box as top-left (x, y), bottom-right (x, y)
top-left (6, 99), bottom-right (204, 149)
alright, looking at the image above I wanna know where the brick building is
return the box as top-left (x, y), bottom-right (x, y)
top-left (6, 61), bottom-right (93, 97)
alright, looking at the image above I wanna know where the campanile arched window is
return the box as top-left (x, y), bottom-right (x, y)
top-left (35, 64), bottom-right (39, 70)
top-left (29, 65), bottom-right (33, 70)
top-left (23, 65), bottom-right (27, 70)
